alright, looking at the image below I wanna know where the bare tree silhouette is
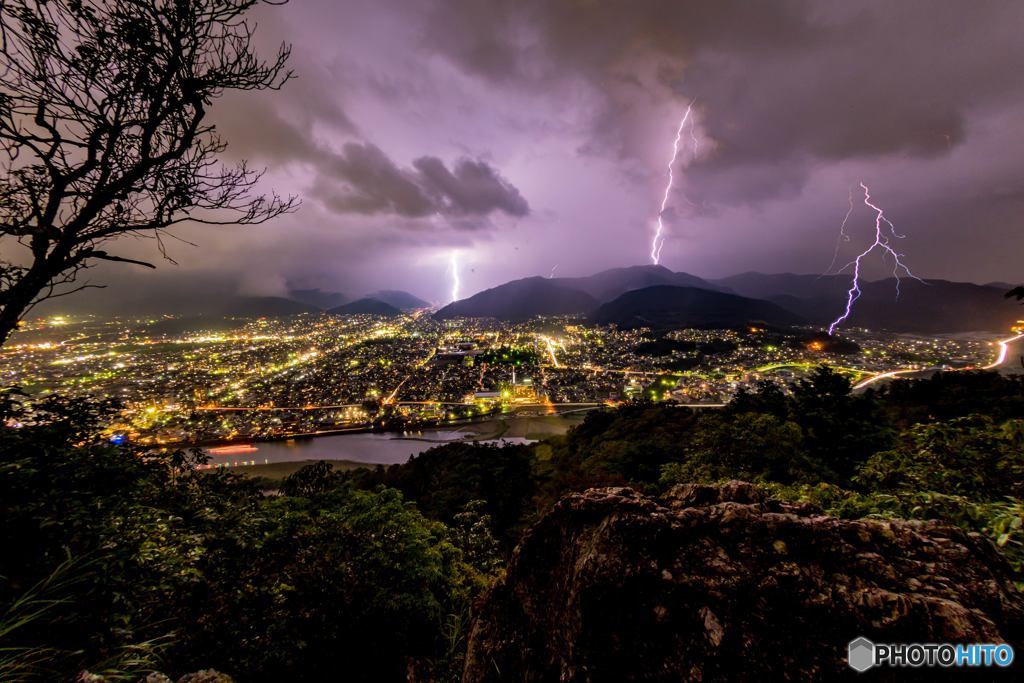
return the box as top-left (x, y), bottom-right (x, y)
top-left (0, 0), bottom-right (297, 344)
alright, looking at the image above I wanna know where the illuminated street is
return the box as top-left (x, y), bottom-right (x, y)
top-left (2, 311), bottom-right (1009, 445)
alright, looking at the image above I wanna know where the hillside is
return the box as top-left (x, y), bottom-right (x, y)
top-left (557, 264), bottom-right (728, 302)
top-left (714, 272), bottom-right (1020, 333)
top-left (363, 290), bottom-right (430, 311)
top-left (780, 278), bottom-right (1021, 333)
top-left (217, 296), bottom-right (321, 317)
top-left (328, 297), bottom-right (403, 316)
top-left (434, 277), bottom-right (599, 320)
top-left (711, 272), bottom-right (851, 300)
top-left (589, 285), bottom-right (802, 329)
top-left (287, 288), bottom-right (348, 310)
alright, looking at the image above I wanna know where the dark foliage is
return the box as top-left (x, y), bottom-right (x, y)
top-left (540, 402), bottom-right (699, 501)
top-left (476, 346), bottom-right (539, 366)
top-left (348, 442), bottom-right (536, 548)
top-left (632, 338), bottom-right (697, 357)
top-left (875, 370), bottom-right (1024, 427)
top-left (0, 390), bottom-right (476, 681)
top-left (787, 366), bottom-right (892, 480)
top-left (4, 366), bottom-right (1024, 678)
top-left (545, 367), bottom-right (888, 491)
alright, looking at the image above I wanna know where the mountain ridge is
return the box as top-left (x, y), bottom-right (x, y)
top-left (590, 285), bottom-right (803, 329)
top-left (555, 264), bottom-right (729, 300)
top-left (329, 298), bottom-right (403, 316)
top-left (715, 273), bottom-right (1018, 333)
top-left (363, 290), bottom-right (430, 311)
top-left (434, 277), bottom-right (599, 321)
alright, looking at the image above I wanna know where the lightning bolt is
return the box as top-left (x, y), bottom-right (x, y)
top-left (651, 102), bottom-right (697, 265)
top-left (687, 109), bottom-right (700, 156)
top-left (827, 182), bottom-right (924, 336)
top-left (548, 264), bottom-right (558, 279)
top-left (448, 250), bottom-right (460, 303)
top-left (820, 185), bottom-right (855, 277)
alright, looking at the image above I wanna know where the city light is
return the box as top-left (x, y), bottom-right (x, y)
top-left (2, 310), bottom-right (1010, 448)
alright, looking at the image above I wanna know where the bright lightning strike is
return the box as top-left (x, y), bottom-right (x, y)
top-left (651, 102), bottom-right (696, 265)
top-left (548, 264), bottom-right (558, 279)
top-left (448, 251), bottom-right (460, 303)
top-left (827, 182), bottom-right (924, 336)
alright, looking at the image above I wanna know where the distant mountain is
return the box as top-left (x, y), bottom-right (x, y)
top-left (711, 272), bottom-right (851, 301)
top-left (288, 288), bottom-right (348, 310)
top-left (714, 272), bottom-right (1019, 333)
top-left (434, 277), bottom-right (599, 320)
top-left (780, 279), bottom-right (1020, 333)
top-left (558, 265), bottom-right (728, 302)
top-left (141, 316), bottom-right (248, 336)
top-left (218, 296), bottom-right (321, 317)
top-left (590, 285), bottom-right (803, 330)
top-left (364, 290), bottom-right (430, 311)
top-left (39, 290), bottom-right (323, 317)
top-left (286, 288), bottom-right (428, 313)
top-left (433, 265), bottom-right (728, 321)
top-left (329, 298), bottom-right (403, 316)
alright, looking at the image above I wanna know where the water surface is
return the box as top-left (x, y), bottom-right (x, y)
top-left (206, 430), bottom-right (534, 467)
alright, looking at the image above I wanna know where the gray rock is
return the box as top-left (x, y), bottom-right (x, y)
top-left (463, 482), bottom-right (1024, 681)
top-left (176, 671), bottom-right (234, 683)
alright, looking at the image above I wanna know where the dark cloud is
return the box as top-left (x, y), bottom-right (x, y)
top-left (412, 157), bottom-right (529, 217)
top-left (48, 0), bottom-right (1024, 313)
top-left (312, 142), bottom-right (529, 219)
top-left (213, 93), bottom-right (321, 164)
top-left (210, 42), bottom-right (529, 224)
top-left (421, 0), bottom-right (1024, 204)
top-left (420, 0), bottom-right (813, 87)
top-left (316, 142), bottom-right (436, 216)
top-left (212, 48), bottom-right (358, 165)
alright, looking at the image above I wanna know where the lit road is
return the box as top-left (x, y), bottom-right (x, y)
top-left (982, 333), bottom-right (1024, 372)
top-left (853, 331), bottom-right (1024, 390)
top-left (383, 347), bottom-right (437, 405)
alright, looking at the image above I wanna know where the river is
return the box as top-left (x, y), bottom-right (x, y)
top-left (204, 429), bottom-right (536, 467)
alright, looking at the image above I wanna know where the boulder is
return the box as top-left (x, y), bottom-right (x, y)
top-left (463, 482), bottom-right (1024, 681)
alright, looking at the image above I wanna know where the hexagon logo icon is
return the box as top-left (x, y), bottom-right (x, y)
top-left (848, 637), bottom-right (875, 672)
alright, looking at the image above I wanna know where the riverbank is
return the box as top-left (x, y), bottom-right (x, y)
top-left (416, 413), bottom-right (588, 442)
top-left (167, 407), bottom-right (596, 451)
top-left (220, 458), bottom-right (371, 481)
top-left (199, 413), bottom-right (590, 471)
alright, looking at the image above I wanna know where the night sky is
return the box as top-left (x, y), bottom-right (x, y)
top-left (71, 0), bottom-right (1024, 307)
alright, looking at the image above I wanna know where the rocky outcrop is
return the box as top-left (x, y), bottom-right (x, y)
top-left (93, 671), bottom-right (233, 683)
top-left (463, 482), bottom-right (1024, 681)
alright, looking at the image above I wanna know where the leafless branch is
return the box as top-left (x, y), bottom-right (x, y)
top-left (0, 0), bottom-right (297, 344)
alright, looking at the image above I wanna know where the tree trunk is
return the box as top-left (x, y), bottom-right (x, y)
top-left (0, 294), bottom-right (34, 346)
top-left (0, 258), bottom-right (63, 346)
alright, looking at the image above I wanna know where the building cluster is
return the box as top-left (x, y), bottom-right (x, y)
top-left (1, 311), bottom-right (996, 444)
